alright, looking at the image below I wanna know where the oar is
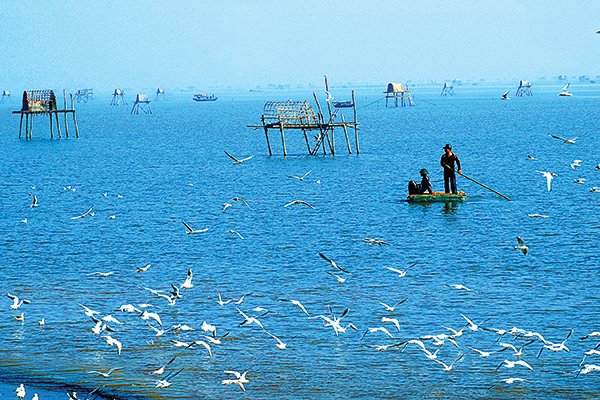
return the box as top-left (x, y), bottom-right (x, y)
top-left (443, 164), bottom-right (510, 201)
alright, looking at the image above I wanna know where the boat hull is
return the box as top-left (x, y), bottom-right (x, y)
top-left (407, 191), bottom-right (467, 202)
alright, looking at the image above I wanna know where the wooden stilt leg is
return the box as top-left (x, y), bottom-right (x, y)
top-left (352, 90), bottom-right (359, 155)
top-left (55, 112), bottom-right (62, 138)
top-left (18, 113), bottom-right (23, 139)
top-left (279, 124), bottom-right (287, 157)
top-left (49, 112), bottom-right (53, 139)
top-left (341, 115), bottom-right (352, 154)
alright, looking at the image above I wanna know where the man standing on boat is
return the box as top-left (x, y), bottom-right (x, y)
top-left (441, 144), bottom-right (461, 194)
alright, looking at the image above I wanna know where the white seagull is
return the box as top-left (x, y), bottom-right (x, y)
top-left (381, 317), bottom-right (401, 331)
top-left (227, 229), bottom-right (244, 239)
top-left (379, 298), bottom-right (408, 312)
top-left (102, 335), bottom-right (123, 356)
top-left (181, 268), bottom-right (193, 290)
top-left (279, 298), bottom-right (310, 316)
top-left (385, 262), bottom-right (417, 277)
top-left (7, 294), bottom-right (30, 310)
top-left (222, 370), bottom-right (249, 392)
top-left (496, 359), bottom-right (533, 371)
top-left (548, 134), bottom-right (578, 144)
top-left (319, 252), bottom-right (350, 273)
top-left (182, 220), bottom-right (208, 234)
top-left (87, 367), bottom-right (122, 378)
top-left (30, 195), bottom-right (39, 208)
top-left (225, 150), bottom-right (253, 164)
top-left (288, 171), bottom-right (311, 181)
top-left (284, 200), bottom-right (315, 209)
top-left (536, 170), bottom-right (557, 192)
top-left (514, 236), bottom-right (528, 255)
top-left (136, 263), bottom-right (152, 273)
top-left (70, 206), bottom-right (94, 220)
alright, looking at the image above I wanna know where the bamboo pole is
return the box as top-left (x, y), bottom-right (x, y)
top-left (71, 93), bottom-right (79, 138)
top-left (18, 113), bottom-right (23, 139)
top-left (49, 112), bottom-right (53, 139)
top-left (312, 92), bottom-right (329, 155)
top-left (341, 115), bottom-right (352, 154)
top-left (279, 123), bottom-right (287, 157)
top-left (63, 90), bottom-right (69, 138)
top-left (443, 163), bottom-right (510, 201)
top-left (324, 75), bottom-right (335, 154)
top-left (55, 112), bottom-right (62, 138)
top-left (302, 128), bottom-right (311, 153)
top-left (262, 117), bottom-right (272, 156)
top-left (352, 90), bottom-right (359, 154)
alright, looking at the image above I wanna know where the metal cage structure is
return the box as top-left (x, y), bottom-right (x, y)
top-left (262, 101), bottom-right (319, 126)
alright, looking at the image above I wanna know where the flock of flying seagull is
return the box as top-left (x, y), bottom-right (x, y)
top-left (6, 138), bottom-right (600, 399)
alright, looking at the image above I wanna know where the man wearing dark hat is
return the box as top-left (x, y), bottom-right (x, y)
top-left (441, 144), bottom-right (461, 194)
top-left (408, 168), bottom-right (433, 195)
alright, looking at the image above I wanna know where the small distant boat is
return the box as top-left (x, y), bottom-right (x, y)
top-left (333, 100), bottom-right (354, 108)
top-left (558, 83), bottom-right (572, 97)
top-left (407, 191), bottom-right (467, 203)
top-left (193, 93), bottom-right (218, 102)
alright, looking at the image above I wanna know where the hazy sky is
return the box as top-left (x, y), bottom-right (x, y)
top-left (1, 1), bottom-right (598, 91)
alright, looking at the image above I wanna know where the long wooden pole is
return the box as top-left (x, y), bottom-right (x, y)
top-left (444, 163), bottom-right (510, 201)
top-left (352, 90), bottom-right (359, 154)
top-left (340, 114), bottom-right (352, 154)
top-left (63, 90), bottom-right (69, 138)
top-left (18, 113), bottom-right (23, 139)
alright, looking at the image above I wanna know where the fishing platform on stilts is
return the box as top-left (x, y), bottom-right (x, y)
top-left (12, 89), bottom-right (79, 139)
top-left (248, 76), bottom-right (359, 156)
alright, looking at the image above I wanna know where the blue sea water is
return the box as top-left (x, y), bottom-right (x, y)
top-left (0, 86), bottom-right (599, 399)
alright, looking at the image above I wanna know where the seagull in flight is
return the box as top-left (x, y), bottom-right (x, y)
top-left (536, 170), bottom-right (557, 192)
top-left (528, 213), bottom-right (548, 218)
top-left (231, 197), bottom-right (251, 208)
top-left (571, 159), bottom-right (582, 169)
top-left (222, 370), bottom-right (249, 392)
top-left (445, 283), bottom-right (472, 292)
top-left (284, 200), bottom-right (315, 209)
top-left (181, 268), bottom-right (193, 290)
top-left (363, 238), bottom-right (393, 246)
top-left (526, 155), bottom-right (538, 161)
top-left (224, 150), bottom-right (253, 164)
top-left (381, 317), bottom-right (401, 331)
top-left (279, 298), bottom-right (310, 316)
top-left (227, 229), bottom-right (244, 239)
top-left (87, 367), bottom-right (122, 378)
top-left (288, 171), bottom-right (311, 181)
top-left (102, 335), bottom-right (123, 356)
top-left (151, 356), bottom-right (176, 376)
top-left (548, 134), bottom-right (578, 144)
top-left (136, 263), bottom-right (152, 273)
top-left (325, 90), bottom-right (334, 103)
top-left (182, 220), bottom-right (208, 234)
top-left (379, 298), bottom-right (408, 312)
top-left (71, 206), bottom-right (93, 220)
top-left (433, 352), bottom-right (465, 372)
top-left (501, 90), bottom-right (510, 100)
top-left (537, 329), bottom-right (573, 358)
top-left (327, 271), bottom-right (346, 284)
top-left (87, 271), bottom-right (118, 278)
top-left (496, 359), bottom-right (534, 371)
top-left (514, 236), bottom-right (528, 255)
top-left (362, 326), bottom-right (395, 339)
top-left (319, 252), bottom-right (350, 274)
top-left (7, 294), bottom-right (30, 310)
top-left (490, 377), bottom-right (530, 389)
top-left (30, 195), bottom-right (39, 208)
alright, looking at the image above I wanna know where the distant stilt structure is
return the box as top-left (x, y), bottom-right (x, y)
top-left (1, 90), bottom-right (11, 103)
top-left (385, 82), bottom-right (414, 107)
top-left (131, 94), bottom-right (152, 114)
top-left (73, 89), bottom-right (94, 103)
top-left (13, 90), bottom-right (79, 139)
top-left (515, 80), bottom-right (533, 96)
top-left (155, 88), bottom-right (166, 101)
top-left (440, 82), bottom-right (455, 96)
top-left (110, 88), bottom-right (127, 105)
top-left (248, 75), bottom-right (359, 156)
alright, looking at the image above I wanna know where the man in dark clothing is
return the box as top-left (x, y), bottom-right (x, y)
top-left (408, 169), bottom-right (433, 194)
top-left (440, 144), bottom-right (461, 194)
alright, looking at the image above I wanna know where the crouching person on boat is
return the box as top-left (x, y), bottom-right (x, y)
top-left (408, 169), bottom-right (433, 195)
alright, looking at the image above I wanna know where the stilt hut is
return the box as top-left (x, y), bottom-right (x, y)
top-left (12, 89), bottom-right (79, 139)
top-left (440, 82), bottom-right (455, 96)
top-left (385, 82), bottom-right (414, 107)
top-left (110, 88), bottom-right (127, 105)
top-left (515, 80), bottom-right (533, 96)
top-left (131, 94), bottom-right (152, 114)
top-left (248, 76), bottom-right (359, 156)
top-left (1, 90), bottom-right (10, 103)
top-left (155, 88), bottom-right (166, 101)
top-left (74, 89), bottom-right (94, 103)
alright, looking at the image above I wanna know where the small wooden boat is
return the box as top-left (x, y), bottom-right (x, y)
top-left (333, 100), bottom-right (354, 108)
top-left (193, 93), bottom-right (218, 102)
top-left (407, 191), bottom-right (467, 202)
